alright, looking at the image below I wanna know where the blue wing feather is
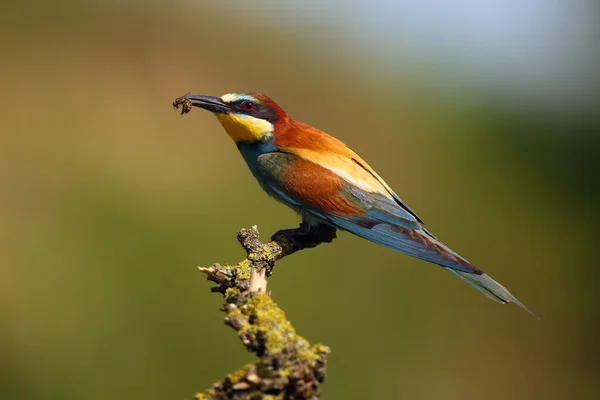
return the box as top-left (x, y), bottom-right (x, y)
top-left (252, 152), bottom-right (536, 316)
top-left (255, 152), bottom-right (477, 273)
top-left (343, 183), bottom-right (421, 228)
top-left (322, 212), bottom-right (478, 273)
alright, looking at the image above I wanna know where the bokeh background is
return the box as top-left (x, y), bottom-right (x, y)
top-left (2, 1), bottom-right (599, 399)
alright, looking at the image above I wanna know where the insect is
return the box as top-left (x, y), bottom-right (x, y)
top-left (172, 93), bottom-right (193, 116)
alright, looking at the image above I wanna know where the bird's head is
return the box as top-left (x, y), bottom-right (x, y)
top-left (184, 92), bottom-right (287, 144)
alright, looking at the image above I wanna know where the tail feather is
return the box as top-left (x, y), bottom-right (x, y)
top-left (445, 268), bottom-right (539, 319)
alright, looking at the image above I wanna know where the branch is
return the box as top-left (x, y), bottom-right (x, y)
top-left (194, 225), bottom-right (336, 400)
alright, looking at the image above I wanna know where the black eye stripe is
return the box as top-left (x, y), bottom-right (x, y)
top-left (232, 99), bottom-right (279, 124)
top-left (241, 100), bottom-right (255, 111)
top-left (233, 100), bottom-right (256, 111)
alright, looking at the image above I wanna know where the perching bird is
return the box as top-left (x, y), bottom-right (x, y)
top-left (177, 92), bottom-right (537, 318)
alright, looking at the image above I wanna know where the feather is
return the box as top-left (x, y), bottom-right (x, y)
top-left (253, 151), bottom-right (535, 317)
top-left (445, 269), bottom-right (540, 319)
top-left (255, 152), bottom-right (476, 272)
top-left (274, 120), bottom-right (424, 223)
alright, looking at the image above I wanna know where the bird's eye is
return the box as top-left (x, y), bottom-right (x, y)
top-left (241, 101), bottom-right (255, 111)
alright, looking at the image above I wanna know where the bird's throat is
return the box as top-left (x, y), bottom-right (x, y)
top-left (215, 113), bottom-right (274, 144)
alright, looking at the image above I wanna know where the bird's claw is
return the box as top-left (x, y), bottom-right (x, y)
top-left (271, 221), bottom-right (311, 241)
top-left (271, 222), bottom-right (336, 244)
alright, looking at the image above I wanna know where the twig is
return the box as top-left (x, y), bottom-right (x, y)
top-left (194, 225), bottom-right (335, 400)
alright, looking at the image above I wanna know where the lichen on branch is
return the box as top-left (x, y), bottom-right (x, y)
top-left (194, 225), bottom-right (335, 400)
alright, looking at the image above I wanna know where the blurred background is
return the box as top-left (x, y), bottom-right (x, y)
top-left (1, 1), bottom-right (599, 399)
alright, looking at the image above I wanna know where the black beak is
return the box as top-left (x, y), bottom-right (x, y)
top-left (184, 94), bottom-right (231, 114)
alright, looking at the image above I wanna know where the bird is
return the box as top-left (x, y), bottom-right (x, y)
top-left (176, 92), bottom-right (537, 318)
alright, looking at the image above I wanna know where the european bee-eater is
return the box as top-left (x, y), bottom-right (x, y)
top-left (177, 92), bottom-right (536, 318)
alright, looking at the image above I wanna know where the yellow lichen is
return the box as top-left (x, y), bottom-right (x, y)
top-left (224, 363), bottom-right (253, 384)
top-left (229, 293), bottom-right (328, 368)
top-left (194, 226), bottom-right (330, 399)
top-left (294, 339), bottom-right (320, 366)
top-left (264, 329), bottom-right (286, 354)
top-left (224, 287), bottom-right (241, 303)
top-left (225, 307), bottom-right (242, 321)
top-left (312, 343), bottom-right (329, 355)
top-left (243, 293), bottom-right (295, 355)
top-left (194, 390), bottom-right (215, 400)
top-left (235, 259), bottom-right (251, 280)
top-left (258, 246), bottom-right (276, 262)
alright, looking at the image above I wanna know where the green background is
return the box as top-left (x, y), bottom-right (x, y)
top-left (2, 1), bottom-right (598, 399)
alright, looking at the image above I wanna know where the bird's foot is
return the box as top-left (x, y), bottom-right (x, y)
top-left (271, 221), bottom-right (337, 247)
top-left (271, 221), bottom-right (311, 239)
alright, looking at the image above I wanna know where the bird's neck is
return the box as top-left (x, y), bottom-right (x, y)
top-left (237, 136), bottom-right (277, 172)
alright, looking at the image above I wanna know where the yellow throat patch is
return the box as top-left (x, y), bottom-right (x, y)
top-left (214, 113), bottom-right (274, 143)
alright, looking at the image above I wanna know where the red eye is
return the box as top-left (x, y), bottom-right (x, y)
top-left (241, 101), bottom-right (255, 111)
